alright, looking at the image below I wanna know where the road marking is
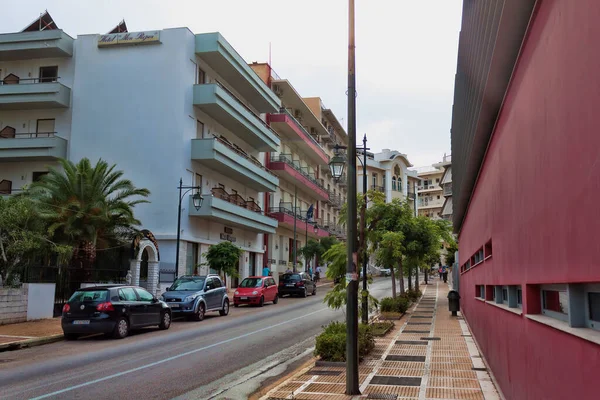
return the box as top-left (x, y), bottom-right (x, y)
top-left (30, 307), bottom-right (330, 400)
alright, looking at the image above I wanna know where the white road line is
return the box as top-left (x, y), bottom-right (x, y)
top-left (30, 307), bottom-right (330, 400)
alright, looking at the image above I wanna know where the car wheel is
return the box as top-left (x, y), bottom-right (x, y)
top-left (193, 303), bottom-right (205, 321)
top-left (159, 311), bottom-right (171, 330)
top-left (259, 296), bottom-right (264, 307)
top-left (273, 294), bottom-right (279, 304)
top-left (219, 299), bottom-right (230, 316)
top-left (113, 317), bottom-right (129, 339)
top-left (302, 287), bottom-right (307, 298)
top-left (64, 333), bottom-right (79, 341)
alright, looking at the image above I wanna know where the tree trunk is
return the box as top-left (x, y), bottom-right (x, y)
top-left (398, 259), bottom-right (405, 294)
top-left (424, 269), bottom-right (428, 285)
top-left (390, 264), bottom-right (397, 299)
top-left (415, 267), bottom-right (419, 292)
top-left (407, 263), bottom-right (412, 291)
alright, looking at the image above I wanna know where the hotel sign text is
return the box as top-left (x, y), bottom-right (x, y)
top-left (98, 31), bottom-right (161, 47)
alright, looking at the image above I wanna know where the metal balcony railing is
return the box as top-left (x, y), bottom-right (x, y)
top-left (279, 109), bottom-right (329, 160)
top-left (211, 135), bottom-right (275, 176)
top-left (371, 185), bottom-right (385, 192)
top-left (1, 77), bottom-right (61, 85)
top-left (0, 131), bottom-right (57, 139)
top-left (270, 154), bottom-right (326, 191)
top-left (209, 187), bottom-right (272, 215)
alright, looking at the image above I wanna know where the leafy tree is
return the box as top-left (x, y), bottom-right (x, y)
top-left (0, 195), bottom-right (72, 285)
top-left (299, 239), bottom-right (323, 270)
top-left (25, 158), bottom-right (150, 269)
top-left (375, 231), bottom-right (404, 298)
top-left (445, 241), bottom-right (458, 266)
top-left (203, 241), bottom-right (243, 287)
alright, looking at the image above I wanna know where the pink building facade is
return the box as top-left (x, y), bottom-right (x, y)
top-left (451, 1), bottom-right (600, 399)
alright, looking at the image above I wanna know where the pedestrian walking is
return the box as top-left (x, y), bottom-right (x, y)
top-left (262, 265), bottom-right (270, 277)
top-left (308, 265), bottom-right (313, 279)
top-left (315, 265), bottom-right (322, 283)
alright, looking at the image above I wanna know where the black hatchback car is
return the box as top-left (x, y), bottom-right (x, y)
top-left (61, 285), bottom-right (172, 340)
top-left (278, 272), bottom-right (317, 297)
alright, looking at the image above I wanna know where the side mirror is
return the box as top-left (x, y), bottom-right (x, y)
top-left (152, 297), bottom-right (159, 303)
top-left (165, 287), bottom-right (171, 292)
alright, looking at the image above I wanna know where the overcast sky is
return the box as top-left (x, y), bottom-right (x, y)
top-left (4, 0), bottom-right (462, 167)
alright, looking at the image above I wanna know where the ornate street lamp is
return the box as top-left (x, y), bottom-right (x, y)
top-left (192, 192), bottom-right (203, 210)
top-left (313, 223), bottom-right (319, 234)
top-left (175, 178), bottom-right (204, 279)
top-left (329, 152), bottom-right (346, 181)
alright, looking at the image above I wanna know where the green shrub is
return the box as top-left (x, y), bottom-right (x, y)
top-left (380, 296), bottom-right (410, 314)
top-left (406, 289), bottom-right (422, 301)
top-left (314, 322), bottom-right (375, 361)
top-left (371, 321), bottom-right (395, 336)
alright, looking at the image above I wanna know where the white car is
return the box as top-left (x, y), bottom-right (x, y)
top-left (379, 268), bottom-right (391, 277)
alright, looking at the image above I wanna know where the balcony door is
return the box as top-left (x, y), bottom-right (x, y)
top-left (39, 66), bottom-right (58, 83)
top-left (36, 119), bottom-right (55, 137)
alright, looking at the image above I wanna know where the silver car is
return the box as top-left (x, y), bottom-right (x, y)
top-left (160, 274), bottom-right (229, 321)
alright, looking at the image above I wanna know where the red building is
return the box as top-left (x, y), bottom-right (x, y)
top-left (451, 1), bottom-right (600, 399)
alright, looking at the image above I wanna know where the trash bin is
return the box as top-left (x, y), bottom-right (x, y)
top-left (448, 290), bottom-right (461, 316)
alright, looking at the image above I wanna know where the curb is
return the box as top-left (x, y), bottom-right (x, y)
top-left (0, 334), bottom-right (63, 353)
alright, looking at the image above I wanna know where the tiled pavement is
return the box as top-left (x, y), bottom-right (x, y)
top-left (262, 280), bottom-right (501, 400)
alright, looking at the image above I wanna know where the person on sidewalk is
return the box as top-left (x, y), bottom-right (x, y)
top-left (308, 265), bottom-right (313, 279)
top-left (262, 265), bottom-right (270, 277)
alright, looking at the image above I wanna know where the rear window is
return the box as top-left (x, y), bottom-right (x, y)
top-left (282, 274), bottom-right (301, 282)
top-left (69, 290), bottom-right (108, 302)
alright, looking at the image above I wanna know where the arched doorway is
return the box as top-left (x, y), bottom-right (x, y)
top-left (130, 231), bottom-right (160, 295)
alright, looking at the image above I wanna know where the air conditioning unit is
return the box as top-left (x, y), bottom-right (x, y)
top-left (272, 85), bottom-right (283, 97)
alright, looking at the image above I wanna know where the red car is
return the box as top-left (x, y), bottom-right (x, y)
top-left (233, 276), bottom-right (278, 307)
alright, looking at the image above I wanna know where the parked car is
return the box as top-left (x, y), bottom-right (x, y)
top-left (61, 285), bottom-right (171, 340)
top-left (379, 268), bottom-right (391, 277)
top-left (233, 276), bottom-right (278, 307)
top-left (278, 272), bottom-right (316, 297)
top-left (160, 274), bottom-right (229, 321)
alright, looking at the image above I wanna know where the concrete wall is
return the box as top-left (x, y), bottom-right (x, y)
top-left (458, 2), bottom-right (600, 399)
top-left (0, 283), bottom-right (55, 325)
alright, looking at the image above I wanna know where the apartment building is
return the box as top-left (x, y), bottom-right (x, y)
top-left (250, 63), bottom-right (348, 274)
top-left (356, 148), bottom-right (417, 212)
top-left (436, 154), bottom-right (452, 221)
top-left (416, 165), bottom-right (444, 219)
top-left (0, 13), bottom-right (283, 289)
top-left (452, 1), bottom-right (599, 398)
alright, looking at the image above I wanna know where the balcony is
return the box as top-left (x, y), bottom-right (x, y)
top-left (0, 132), bottom-right (67, 161)
top-left (407, 191), bottom-right (416, 200)
top-left (0, 79), bottom-right (71, 110)
top-left (191, 137), bottom-right (278, 192)
top-left (195, 33), bottom-right (280, 113)
top-left (193, 83), bottom-right (279, 151)
top-left (371, 185), bottom-right (385, 193)
top-left (189, 188), bottom-right (278, 234)
top-left (443, 182), bottom-right (452, 196)
top-left (268, 204), bottom-right (331, 238)
top-left (268, 111), bottom-right (329, 165)
top-left (0, 29), bottom-right (74, 61)
top-left (269, 154), bottom-right (329, 201)
top-left (327, 191), bottom-right (342, 208)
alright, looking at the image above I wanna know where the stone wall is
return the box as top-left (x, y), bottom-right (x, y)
top-left (0, 286), bottom-right (28, 325)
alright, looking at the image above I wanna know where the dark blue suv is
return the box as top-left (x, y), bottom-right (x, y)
top-left (160, 275), bottom-right (229, 321)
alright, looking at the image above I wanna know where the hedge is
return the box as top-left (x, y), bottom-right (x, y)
top-left (314, 321), bottom-right (375, 362)
top-left (380, 296), bottom-right (411, 314)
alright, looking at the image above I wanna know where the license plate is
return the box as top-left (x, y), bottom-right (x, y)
top-left (73, 320), bottom-right (90, 325)
top-left (240, 297), bottom-right (248, 300)
top-left (168, 303), bottom-right (179, 308)
top-left (286, 284), bottom-right (295, 287)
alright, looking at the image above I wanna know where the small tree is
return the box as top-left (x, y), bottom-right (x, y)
top-left (376, 231), bottom-right (404, 298)
top-left (300, 239), bottom-right (322, 270)
top-left (203, 241), bottom-right (242, 287)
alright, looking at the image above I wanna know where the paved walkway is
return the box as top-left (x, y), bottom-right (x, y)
top-left (262, 280), bottom-right (500, 400)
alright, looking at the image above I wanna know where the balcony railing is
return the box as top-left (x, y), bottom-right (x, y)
top-left (212, 135), bottom-right (276, 176)
top-left (371, 185), bottom-right (385, 192)
top-left (268, 203), bottom-right (310, 222)
top-left (270, 154), bottom-right (326, 191)
top-left (0, 131), bottom-right (57, 139)
top-left (327, 190), bottom-right (341, 207)
top-left (214, 80), bottom-right (279, 138)
top-left (209, 187), bottom-right (268, 214)
top-left (1, 77), bottom-right (60, 85)
top-left (280, 108), bottom-right (329, 159)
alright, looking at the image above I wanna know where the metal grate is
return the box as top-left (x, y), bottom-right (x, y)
top-left (370, 376), bottom-right (422, 387)
top-left (385, 355), bottom-right (426, 362)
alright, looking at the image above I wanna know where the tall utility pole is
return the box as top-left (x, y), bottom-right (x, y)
top-left (346, 0), bottom-right (360, 395)
top-left (293, 185), bottom-right (298, 272)
top-left (361, 134), bottom-right (369, 324)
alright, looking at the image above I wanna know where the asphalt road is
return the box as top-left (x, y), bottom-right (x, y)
top-left (0, 278), bottom-right (395, 400)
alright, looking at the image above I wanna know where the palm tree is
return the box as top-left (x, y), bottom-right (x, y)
top-left (26, 158), bottom-right (150, 269)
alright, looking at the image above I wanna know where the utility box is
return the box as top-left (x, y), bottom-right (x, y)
top-left (448, 290), bottom-right (461, 316)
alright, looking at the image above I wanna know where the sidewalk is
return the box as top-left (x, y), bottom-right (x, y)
top-left (0, 318), bottom-right (63, 351)
top-left (261, 280), bottom-right (500, 400)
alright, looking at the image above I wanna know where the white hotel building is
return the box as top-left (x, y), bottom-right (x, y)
top-left (0, 14), bottom-right (293, 288)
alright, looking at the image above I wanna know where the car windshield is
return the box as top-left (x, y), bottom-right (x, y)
top-left (240, 278), bottom-right (263, 288)
top-left (170, 277), bottom-right (205, 291)
top-left (69, 290), bottom-right (108, 302)
top-left (282, 274), bottom-right (301, 282)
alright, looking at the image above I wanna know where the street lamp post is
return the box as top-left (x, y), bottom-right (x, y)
top-left (174, 178), bottom-right (203, 279)
top-left (360, 134), bottom-right (369, 324)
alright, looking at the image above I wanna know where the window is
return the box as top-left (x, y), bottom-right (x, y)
top-left (118, 287), bottom-right (138, 301)
top-left (437, 195), bottom-right (440, 199)
top-left (502, 286), bottom-right (509, 304)
top-left (212, 277), bottom-right (222, 288)
top-left (135, 288), bottom-right (154, 302)
top-left (436, 178), bottom-right (440, 183)
top-left (517, 288), bottom-right (522, 307)
top-left (198, 68), bottom-right (206, 84)
top-left (32, 171), bottom-right (49, 182)
top-left (196, 120), bottom-right (204, 139)
top-left (39, 66), bottom-right (58, 82)
top-left (485, 240), bottom-right (493, 258)
top-left (392, 177), bottom-right (396, 191)
top-left (476, 285), bottom-right (485, 299)
top-left (541, 284), bottom-right (569, 322)
top-left (584, 284), bottom-right (600, 331)
top-left (186, 242), bottom-right (199, 275)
